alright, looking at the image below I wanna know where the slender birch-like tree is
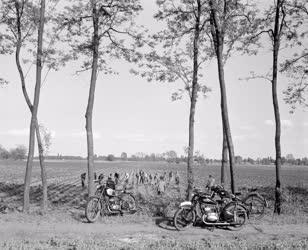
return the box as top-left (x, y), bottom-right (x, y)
top-left (57, 0), bottom-right (142, 196)
top-left (207, 0), bottom-right (257, 193)
top-left (0, 0), bottom-right (51, 212)
top-left (23, 0), bottom-right (46, 212)
top-left (246, 0), bottom-right (307, 214)
top-left (134, 0), bottom-right (212, 199)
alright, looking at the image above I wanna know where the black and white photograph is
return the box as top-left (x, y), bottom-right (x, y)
top-left (0, 0), bottom-right (307, 249)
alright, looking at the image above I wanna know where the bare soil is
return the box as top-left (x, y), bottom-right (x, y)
top-left (0, 208), bottom-right (307, 249)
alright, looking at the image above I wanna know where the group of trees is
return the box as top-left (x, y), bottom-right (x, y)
top-left (0, 0), bottom-right (307, 215)
top-left (0, 144), bottom-right (27, 160)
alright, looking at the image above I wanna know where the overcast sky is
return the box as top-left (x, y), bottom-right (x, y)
top-left (0, 0), bottom-right (307, 159)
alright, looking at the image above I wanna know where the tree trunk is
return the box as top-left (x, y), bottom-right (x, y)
top-left (85, 2), bottom-right (99, 197)
top-left (221, 126), bottom-right (228, 187)
top-left (210, 1), bottom-right (236, 193)
top-left (15, 2), bottom-right (47, 212)
top-left (35, 124), bottom-right (48, 211)
top-left (216, 45), bottom-right (236, 194)
top-left (23, 0), bottom-right (45, 212)
top-left (272, 0), bottom-right (282, 215)
top-left (186, 0), bottom-right (201, 200)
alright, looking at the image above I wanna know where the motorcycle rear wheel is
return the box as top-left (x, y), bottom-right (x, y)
top-left (173, 207), bottom-right (196, 231)
top-left (85, 197), bottom-right (101, 223)
top-left (120, 193), bottom-right (137, 213)
top-left (242, 194), bottom-right (266, 220)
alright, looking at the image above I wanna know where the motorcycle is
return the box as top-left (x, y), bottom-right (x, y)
top-left (85, 180), bottom-right (137, 223)
top-left (210, 185), bottom-right (268, 220)
top-left (173, 188), bottom-right (247, 231)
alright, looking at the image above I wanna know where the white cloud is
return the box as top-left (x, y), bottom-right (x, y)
top-left (234, 134), bottom-right (258, 141)
top-left (264, 119), bottom-right (293, 128)
top-left (115, 133), bottom-right (166, 143)
top-left (239, 125), bottom-right (255, 131)
top-left (71, 131), bottom-right (101, 139)
top-left (281, 119), bottom-right (293, 128)
top-left (303, 122), bottom-right (308, 127)
top-left (264, 120), bottom-right (274, 126)
top-left (7, 128), bottom-right (29, 136)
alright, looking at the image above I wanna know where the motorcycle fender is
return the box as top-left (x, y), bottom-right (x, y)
top-left (179, 201), bottom-right (192, 208)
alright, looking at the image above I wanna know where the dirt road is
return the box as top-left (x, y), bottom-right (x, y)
top-left (0, 210), bottom-right (307, 249)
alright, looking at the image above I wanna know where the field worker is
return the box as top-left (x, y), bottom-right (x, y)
top-left (153, 173), bottom-right (157, 182)
top-left (144, 172), bottom-right (148, 184)
top-left (163, 172), bottom-right (167, 181)
top-left (81, 172), bottom-right (86, 188)
top-left (114, 172), bottom-right (120, 185)
top-left (206, 175), bottom-right (216, 192)
top-left (135, 172), bottom-right (140, 185)
top-left (175, 171), bottom-right (180, 186)
top-left (157, 176), bottom-right (166, 195)
top-left (140, 170), bottom-right (145, 184)
top-left (98, 173), bottom-right (105, 184)
top-left (123, 172), bottom-right (129, 187)
top-left (169, 171), bottom-right (173, 182)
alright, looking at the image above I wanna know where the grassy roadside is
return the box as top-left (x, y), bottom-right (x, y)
top-left (1, 237), bottom-right (308, 250)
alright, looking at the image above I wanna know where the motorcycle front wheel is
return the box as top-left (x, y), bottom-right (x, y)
top-left (85, 197), bottom-right (101, 223)
top-left (173, 207), bottom-right (196, 231)
top-left (223, 202), bottom-right (247, 230)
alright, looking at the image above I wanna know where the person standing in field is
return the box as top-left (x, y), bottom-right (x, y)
top-left (81, 172), bottom-right (86, 188)
top-left (168, 171), bottom-right (173, 183)
top-left (206, 174), bottom-right (216, 192)
top-left (114, 172), bottom-right (120, 185)
top-left (157, 176), bottom-right (166, 196)
top-left (175, 171), bottom-right (180, 186)
top-left (98, 173), bottom-right (104, 184)
top-left (135, 171), bottom-right (140, 185)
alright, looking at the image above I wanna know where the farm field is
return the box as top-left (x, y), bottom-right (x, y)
top-left (0, 159), bottom-right (307, 188)
top-left (0, 160), bottom-right (307, 249)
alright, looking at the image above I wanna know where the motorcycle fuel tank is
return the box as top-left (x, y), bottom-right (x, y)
top-left (180, 201), bottom-right (192, 207)
top-left (206, 212), bottom-right (218, 222)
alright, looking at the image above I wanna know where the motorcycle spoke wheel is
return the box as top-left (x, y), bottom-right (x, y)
top-left (173, 208), bottom-right (196, 231)
top-left (224, 203), bottom-right (247, 230)
top-left (85, 197), bottom-right (101, 223)
top-left (120, 194), bottom-right (136, 213)
top-left (243, 195), bottom-right (266, 220)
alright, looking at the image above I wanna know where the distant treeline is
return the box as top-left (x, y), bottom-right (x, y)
top-left (1, 146), bottom-right (307, 166)
top-left (43, 152), bottom-right (308, 166)
top-left (0, 145), bottom-right (27, 160)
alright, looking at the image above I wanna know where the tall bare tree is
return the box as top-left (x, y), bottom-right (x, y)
top-left (245, 0), bottom-right (307, 214)
top-left (134, 0), bottom-right (212, 199)
top-left (207, 0), bottom-right (258, 193)
top-left (23, 0), bottom-right (46, 212)
top-left (0, 0), bottom-right (49, 212)
top-left (57, 0), bottom-right (142, 196)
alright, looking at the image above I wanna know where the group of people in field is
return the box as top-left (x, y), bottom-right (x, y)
top-left (80, 170), bottom-right (180, 196)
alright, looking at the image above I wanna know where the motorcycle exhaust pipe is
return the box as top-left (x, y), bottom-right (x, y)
top-left (202, 214), bottom-right (239, 226)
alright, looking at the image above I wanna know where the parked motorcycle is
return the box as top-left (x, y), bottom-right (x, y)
top-left (85, 180), bottom-right (136, 223)
top-left (210, 185), bottom-right (267, 220)
top-left (173, 188), bottom-right (247, 231)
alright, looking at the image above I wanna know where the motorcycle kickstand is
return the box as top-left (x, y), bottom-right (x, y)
top-left (208, 226), bottom-right (215, 232)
